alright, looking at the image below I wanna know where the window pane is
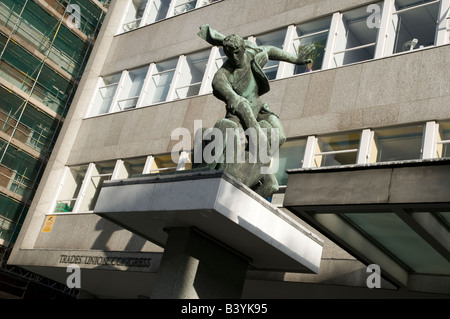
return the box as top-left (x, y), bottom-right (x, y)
top-left (255, 29), bottom-right (286, 80)
top-left (373, 125), bottom-right (424, 162)
top-left (122, 0), bottom-right (149, 32)
top-left (293, 17), bottom-right (331, 74)
top-left (116, 66), bottom-right (148, 111)
top-left (275, 139), bottom-right (306, 186)
top-left (438, 121), bottom-right (450, 158)
top-left (314, 132), bottom-right (361, 167)
top-left (390, 0), bottom-right (440, 54)
top-left (89, 73), bottom-right (121, 116)
top-left (55, 165), bottom-right (88, 213)
top-left (174, 51), bottom-right (208, 99)
top-left (143, 59), bottom-right (178, 105)
top-left (173, 0), bottom-right (197, 15)
top-left (333, 4), bottom-right (381, 67)
top-left (148, 0), bottom-right (171, 23)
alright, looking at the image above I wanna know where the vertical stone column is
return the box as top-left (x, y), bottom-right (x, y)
top-left (151, 227), bottom-right (249, 299)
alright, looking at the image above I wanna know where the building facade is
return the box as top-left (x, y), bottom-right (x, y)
top-left (7, 0), bottom-right (450, 298)
top-left (0, 0), bottom-right (110, 298)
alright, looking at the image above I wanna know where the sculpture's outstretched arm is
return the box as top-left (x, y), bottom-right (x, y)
top-left (261, 44), bottom-right (314, 65)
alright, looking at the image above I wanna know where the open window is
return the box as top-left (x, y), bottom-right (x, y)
top-left (89, 72), bottom-right (121, 116)
top-left (115, 66), bottom-right (148, 111)
top-left (141, 58), bottom-right (178, 106)
top-left (291, 17), bottom-right (331, 74)
top-left (314, 132), bottom-right (361, 167)
top-left (371, 124), bottom-right (424, 162)
top-left (437, 121), bottom-right (450, 158)
top-left (332, 4), bottom-right (382, 67)
top-left (121, 0), bottom-right (149, 32)
top-left (387, 0), bottom-right (441, 55)
top-left (173, 51), bottom-right (209, 99)
top-left (254, 29), bottom-right (287, 80)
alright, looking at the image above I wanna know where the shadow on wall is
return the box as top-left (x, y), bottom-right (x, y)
top-left (91, 218), bottom-right (147, 251)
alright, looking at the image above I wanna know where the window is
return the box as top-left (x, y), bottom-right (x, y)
top-left (314, 132), bottom-right (361, 167)
top-left (387, 0), bottom-right (441, 55)
top-left (332, 4), bottom-right (382, 67)
top-left (371, 125), bottom-right (424, 162)
top-left (254, 29), bottom-right (286, 80)
top-left (437, 121), bottom-right (450, 158)
top-left (54, 165), bottom-right (88, 213)
top-left (172, 0), bottom-right (198, 16)
top-left (52, 155), bottom-right (192, 213)
top-left (147, 0), bottom-right (171, 23)
top-left (173, 51), bottom-right (209, 99)
top-left (275, 139), bottom-right (306, 186)
top-left (121, 0), bottom-right (149, 32)
top-left (89, 73), bottom-right (121, 116)
top-left (291, 17), bottom-right (331, 74)
top-left (115, 66), bottom-right (148, 111)
top-left (141, 58), bottom-right (178, 106)
top-left (79, 162), bottom-right (116, 212)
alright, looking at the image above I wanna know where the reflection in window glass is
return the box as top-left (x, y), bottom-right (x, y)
top-left (254, 29), bottom-right (286, 80)
top-left (389, 0), bottom-right (440, 54)
top-left (174, 51), bottom-right (209, 99)
top-left (275, 139), bottom-right (306, 186)
top-left (332, 4), bottom-right (381, 67)
top-left (314, 132), bottom-right (361, 167)
top-left (293, 17), bottom-right (331, 74)
top-left (372, 125), bottom-right (424, 162)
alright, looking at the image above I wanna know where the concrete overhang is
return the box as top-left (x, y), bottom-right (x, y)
top-left (284, 159), bottom-right (450, 295)
top-left (94, 170), bottom-right (324, 273)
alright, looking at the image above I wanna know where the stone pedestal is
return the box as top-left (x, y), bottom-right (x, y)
top-left (94, 170), bottom-right (323, 299)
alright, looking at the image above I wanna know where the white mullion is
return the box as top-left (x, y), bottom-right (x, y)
top-left (136, 63), bottom-right (156, 108)
top-left (322, 12), bottom-right (342, 70)
top-left (176, 151), bottom-right (191, 170)
top-left (199, 46), bottom-right (219, 95)
top-left (112, 159), bottom-right (126, 180)
top-left (71, 163), bottom-right (96, 213)
top-left (143, 156), bottom-right (155, 174)
top-left (110, 70), bottom-right (129, 113)
top-left (422, 121), bottom-right (440, 159)
top-left (167, 55), bottom-right (186, 101)
top-left (357, 129), bottom-right (374, 164)
top-left (140, 0), bottom-right (154, 27)
top-left (375, 0), bottom-right (395, 59)
top-left (277, 25), bottom-right (297, 78)
top-left (302, 136), bottom-right (318, 168)
top-left (436, 0), bottom-right (450, 45)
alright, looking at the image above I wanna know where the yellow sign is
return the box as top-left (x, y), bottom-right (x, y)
top-left (42, 215), bottom-right (56, 233)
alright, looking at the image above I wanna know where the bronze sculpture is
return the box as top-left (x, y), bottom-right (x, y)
top-left (196, 25), bottom-right (313, 199)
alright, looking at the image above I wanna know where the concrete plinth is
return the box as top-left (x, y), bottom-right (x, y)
top-left (94, 170), bottom-right (323, 298)
top-left (151, 227), bottom-right (248, 299)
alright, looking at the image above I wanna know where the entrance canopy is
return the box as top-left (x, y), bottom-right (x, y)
top-left (284, 159), bottom-right (450, 295)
